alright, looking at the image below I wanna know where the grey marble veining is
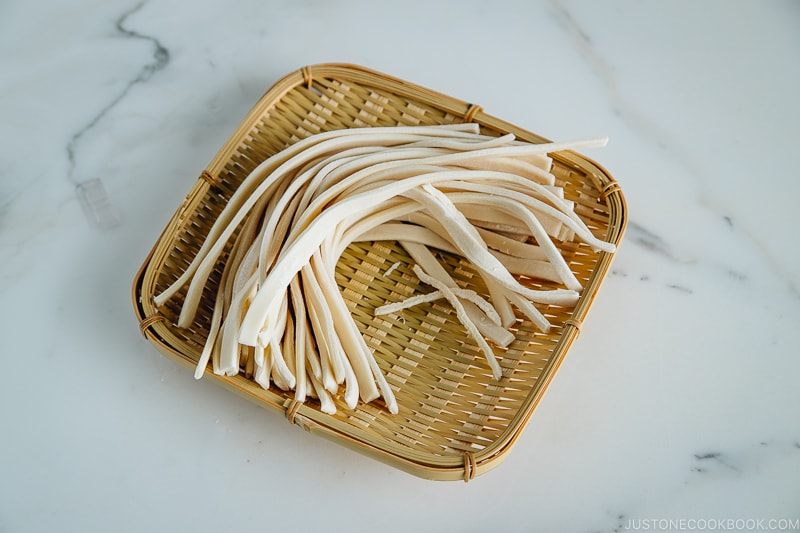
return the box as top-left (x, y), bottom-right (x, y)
top-left (67, 1), bottom-right (170, 185)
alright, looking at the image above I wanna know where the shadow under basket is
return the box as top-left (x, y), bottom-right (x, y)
top-left (132, 63), bottom-right (627, 482)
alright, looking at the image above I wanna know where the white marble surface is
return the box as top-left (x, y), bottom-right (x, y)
top-left (2, 1), bottom-right (799, 531)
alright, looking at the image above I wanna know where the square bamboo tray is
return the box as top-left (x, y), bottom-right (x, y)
top-left (132, 63), bottom-right (626, 481)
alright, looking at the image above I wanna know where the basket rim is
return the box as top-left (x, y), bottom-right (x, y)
top-left (132, 62), bottom-right (627, 481)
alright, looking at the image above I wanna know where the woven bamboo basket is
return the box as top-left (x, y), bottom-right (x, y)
top-left (132, 63), bottom-right (626, 481)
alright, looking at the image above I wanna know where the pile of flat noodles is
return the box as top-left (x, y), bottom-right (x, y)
top-left (154, 124), bottom-right (614, 415)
